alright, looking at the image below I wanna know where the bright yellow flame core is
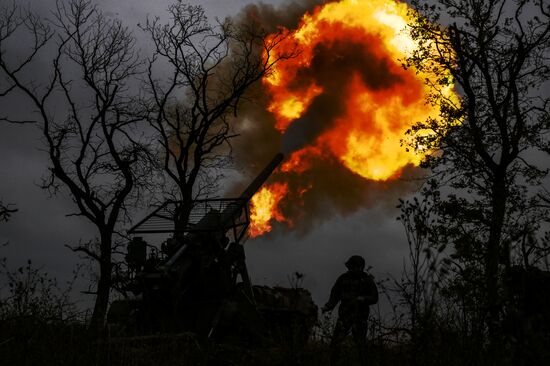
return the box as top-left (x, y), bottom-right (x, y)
top-left (249, 183), bottom-right (288, 237)
top-left (336, 87), bottom-right (435, 180)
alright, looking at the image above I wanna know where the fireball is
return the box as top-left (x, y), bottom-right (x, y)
top-left (249, 0), bottom-right (457, 236)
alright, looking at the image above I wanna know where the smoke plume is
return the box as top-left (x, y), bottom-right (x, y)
top-left (227, 0), bottom-right (441, 235)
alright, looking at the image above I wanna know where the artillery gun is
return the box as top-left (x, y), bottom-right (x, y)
top-left (108, 154), bottom-right (317, 344)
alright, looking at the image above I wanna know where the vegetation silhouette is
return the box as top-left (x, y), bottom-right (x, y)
top-left (1, 0), bottom-right (550, 365)
top-left (0, 0), bottom-right (293, 334)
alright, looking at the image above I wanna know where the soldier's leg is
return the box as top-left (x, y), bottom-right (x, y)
top-left (351, 318), bottom-right (369, 366)
top-left (330, 317), bottom-right (352, 366)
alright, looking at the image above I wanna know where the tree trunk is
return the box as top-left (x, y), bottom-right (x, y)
top-left (174, 203), bottom-right (192, 235)
top-left (89, 229), bottom-right (112, 335)
top-left (174, 187), bottom-right (193, 238)
top-left (485, 173), bottom-right (507, 363)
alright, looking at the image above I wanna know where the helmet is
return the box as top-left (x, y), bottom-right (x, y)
top-left (345, 255), bottom-right (365, 270)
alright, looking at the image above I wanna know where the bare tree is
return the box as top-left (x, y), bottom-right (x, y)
top-left (405, 0), bottom-right (550, 359)
top-left (0, 0), bottom-right (152, 332)
top-left (141, 2), bottom-right (294, 231)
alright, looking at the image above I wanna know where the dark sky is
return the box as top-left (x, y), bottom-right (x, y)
top-left (0, 0), bottom-right (418, 310)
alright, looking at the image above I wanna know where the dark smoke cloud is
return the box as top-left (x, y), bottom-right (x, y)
top-left (238, 0), bottom-right (332, 32)
top-left (229, 0), bottom-right (423, 232)
top-left (282, 35), bottom-right (404, 152)
top-left (276, 161), bottom-right (422, 235)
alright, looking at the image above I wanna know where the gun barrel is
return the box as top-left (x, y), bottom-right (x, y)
top-left (240, 153), bottom-right (284, 199)
top-left (216, 153), bottom-right (283, 227)
top-left (163, 153), bottom-right (284, 270)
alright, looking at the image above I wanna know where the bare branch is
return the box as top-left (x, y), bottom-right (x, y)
top-left (0, 201), bottom-right (17, 222)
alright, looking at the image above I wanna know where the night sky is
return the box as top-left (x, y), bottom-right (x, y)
top-left (0, 0), bottom-right (419, 310)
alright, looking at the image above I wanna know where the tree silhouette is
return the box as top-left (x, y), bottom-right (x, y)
top-left (0, 0), bottom-right (153, 332)
top-left (405, 0), bottom-right (550, 361)
top-left (141, 2), bottom-right (294, 232)
top-left (0, 0), bottom-right (294, 332)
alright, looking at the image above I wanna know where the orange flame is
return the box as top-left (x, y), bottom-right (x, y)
top-left (249, 182), bottom-right (289, 237)
top-left (249, 0), bottom-right (457, 236)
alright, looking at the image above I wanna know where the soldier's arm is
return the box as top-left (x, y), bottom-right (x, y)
top-left (323, 276), bottom-right (343, 311)
top-left (364, 276), bottom-right (378, 305)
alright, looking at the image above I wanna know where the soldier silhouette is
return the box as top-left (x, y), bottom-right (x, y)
top-left (322, 255), bottom-right (378, 366)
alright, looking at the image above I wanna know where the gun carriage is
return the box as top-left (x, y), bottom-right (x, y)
top-left (108, 154), bottom-right (317, 344)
